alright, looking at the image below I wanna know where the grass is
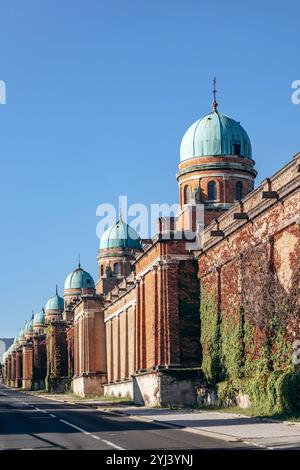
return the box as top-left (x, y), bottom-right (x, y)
top-left (28, 389), bottom-right (133, 405)
top-left (65, 392), bottom-right (133, 404)
top-left (159, 402), bottom-right (300, 422)
top-left (207, 405), bottom-right (300, 422)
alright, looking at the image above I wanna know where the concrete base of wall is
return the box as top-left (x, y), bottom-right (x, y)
top-left (33, 380), bottom-right (45, 391)
top-left (73, 373), bottom-right (107, 398)
top-left (236, 392), bottom-right (251, 408)
top-left (104, 380), bottom-right (133, 399)
top-left (46, 377), bottom-right (70, 393)
top-left (133, 370), bottom-right (200, 406)
top-left (104, 369), bottom-right (201, 406)
top-left (196, 386), bottom-right (252, 409)
top-left (22, 379), bottom-right (32, 390)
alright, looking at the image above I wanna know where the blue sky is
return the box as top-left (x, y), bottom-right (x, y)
top-left (0, 0), bottom-right (299, 337)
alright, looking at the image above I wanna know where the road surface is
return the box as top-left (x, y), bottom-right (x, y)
top-left (0, 384), bottom-right (251, 450)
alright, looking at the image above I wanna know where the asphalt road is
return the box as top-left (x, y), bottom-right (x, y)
top-left (0, 384), bottom-right (251, 450)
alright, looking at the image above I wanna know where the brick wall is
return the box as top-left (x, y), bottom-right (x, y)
top-left (198, 153), bottom-right (300, 364)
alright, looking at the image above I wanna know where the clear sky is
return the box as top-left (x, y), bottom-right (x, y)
top-left (0, 0), bottom-right (299, 337)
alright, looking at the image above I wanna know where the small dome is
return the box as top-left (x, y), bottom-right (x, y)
top-left (33, 309), bottom-right (46, 326)
top-left (64, 266), bottom-right (95, 290)
top-left (100, 218), bottom-right (142, 251)
top-left (45, 291), bottom-right (64, 312)
top-left (180, 110), bottom-right (252, 162)
top-left (17, 328), bottom-right (24, 341)
top-left (24, 317), bottom-right (34, 334)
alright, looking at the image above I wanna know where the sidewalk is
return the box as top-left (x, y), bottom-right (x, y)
top-left (105, 406), bottom-right (300, 450)
top-left (27, 392), bottom-right (300, 450)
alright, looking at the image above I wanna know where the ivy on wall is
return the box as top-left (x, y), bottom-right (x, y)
top-left (199, 260), bottom-right (300, 416)
top-left (200, 286), bottom-right (220, 385)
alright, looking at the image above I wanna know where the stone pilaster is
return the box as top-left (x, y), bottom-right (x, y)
top-left (46, 321), bottom-right (69, 393)
top-left (15, 348), bottom-right (23, 388)
top-left (72, 297), bottom-right (107, 397)
top-left (11, 351), bottom-right (16, 387)
top-left (22, 343), bottom-right (33, 390)
top-left (33, 334), bottom-right (47, 390)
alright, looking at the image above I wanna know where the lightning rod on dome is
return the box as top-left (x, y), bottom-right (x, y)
top-left (212, 77), bottom-right (218, 112)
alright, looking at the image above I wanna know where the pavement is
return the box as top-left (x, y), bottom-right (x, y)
top-left (21, 389), bottom-right (300, 450)
top-left (0, 384), bottom-right (252, 450)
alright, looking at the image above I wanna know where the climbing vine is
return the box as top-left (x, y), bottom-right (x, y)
top-left (199, 256), bottom-right (300, 416)
top-left (199, 286), bottom-right (220, 385)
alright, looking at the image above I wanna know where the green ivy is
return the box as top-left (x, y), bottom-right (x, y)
top-left (199, 286), bottom-right (299, 416)
top-left (200, 286), bottom-right (220, 384)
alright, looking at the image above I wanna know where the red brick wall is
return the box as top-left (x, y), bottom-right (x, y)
top-left (198, 154), bottom-right (300, 357)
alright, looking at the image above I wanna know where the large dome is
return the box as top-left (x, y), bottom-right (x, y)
top-left (64, 266), bottom-right (95, 290)
top-left (180, 111), bottom-right (252, 162)
top-left (100, 218), bottom-right (142, 251)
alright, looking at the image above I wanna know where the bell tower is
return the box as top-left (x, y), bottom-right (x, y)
top-left (177, 81), bottom-right (256, 226)
top-left (97, 217), bottom-right (143, 295)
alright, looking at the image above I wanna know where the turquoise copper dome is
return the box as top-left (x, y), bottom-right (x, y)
top-left (45, 291), bottom-right (64, 311)
top-left (64, 266), bottom-right (95, 290)
top-left (100, 218), bottom-right (142, 251)
top-left (180, 110), bottom-right (252, 162)
top-left (17, 328), bottom-right (24, 341)
top-left (24, 317), bottom-right (34, 334)
top-left (33, 309), bottom-right (46, 326)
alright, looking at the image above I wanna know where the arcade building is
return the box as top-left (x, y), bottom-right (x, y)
top-left (3, 94), bottom-right (300, 406)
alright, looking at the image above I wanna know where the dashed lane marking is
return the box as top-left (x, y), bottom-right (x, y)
top-left (59, 419), bottom-right (91, 436)
top-left (59, 419), bottom-right (124, 450)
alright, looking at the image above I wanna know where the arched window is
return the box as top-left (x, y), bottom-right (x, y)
top-left (100, 265), bottom-right (104, 277)
top-left (113, 263), bottom-right (119, 275)
top-left (184, 185), bottom-right (190, 204)
top-left (233, 143), bottom-right (241, 156)
top-left (207, 181), bottom-right (217, 201)
top-left (235, 181), bottom-right (243, 201)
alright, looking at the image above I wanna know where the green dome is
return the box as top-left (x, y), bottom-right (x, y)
top-left (33, 309), bottom-right (45, 326)
top-left (180, 110), bottom-right (252, 161)
top-left (18, 328), bottom-right (24, 341)
top-left (45, 292), bottom-right (64, 312)
top-left (100, 218), bottom-right (142, 251)
top-left (24, 317), bottom-right (34, 334)
top-left (64, 266), bottom-right (95, 290)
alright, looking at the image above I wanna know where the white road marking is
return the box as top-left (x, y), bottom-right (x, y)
top-left (100, 439), bottom-right (124, 450)
top-left (2, 390), bottom-right (124, 450)
top-left (34, 407), bottom-right (47, 414)
top-left (59, 419), bottom-right (91, 435)
top-left (59, 419), bottom-right (124, 450)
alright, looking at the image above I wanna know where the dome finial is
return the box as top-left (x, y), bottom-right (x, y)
top-left (78, 253), bottom-right (81, 269)
top-left (212, 76), bottom-right (218, 112)
top-left (55, 284), bottom-right (58, 295)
